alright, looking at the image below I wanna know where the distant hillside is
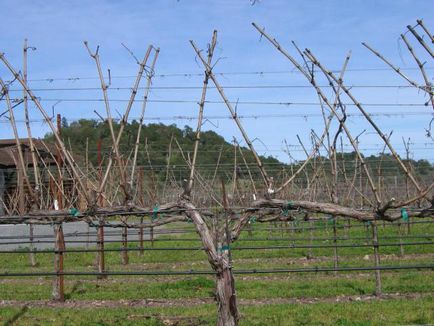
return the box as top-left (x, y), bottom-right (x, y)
top-left (45, 119), bottom-right (284, 178)
top-left (45, 119), bottom-right (434, 182)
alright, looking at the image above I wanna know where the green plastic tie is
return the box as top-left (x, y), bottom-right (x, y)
top-left (221, 245), bottom-right (230, 251)
top-left (69, 208), bottom-right (79, 217)
top-left (152, 205), bottom-right (159, 221)
top-left (401, 208), bottom-right (409, 222)
top-left (282, 201), bottom-right (293, 217)
top-left (249, 216), bottom-right (257, 224)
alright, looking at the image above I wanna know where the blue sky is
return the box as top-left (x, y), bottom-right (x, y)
top-left (0, 0), bottom-right (433, 162)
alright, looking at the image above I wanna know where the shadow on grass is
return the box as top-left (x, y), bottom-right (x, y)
top-left (344, 282), bottom-right (368, 295)
top-left (4, 305), bottom-right (28, 326)
top-left (64, 281), bottom-right (85, 300)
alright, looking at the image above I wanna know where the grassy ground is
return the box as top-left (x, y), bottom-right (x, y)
top-left (0, 218), bottom-right (433, 325)
top-left (0, 298), bottom-right (433, 325)
top-left (0, 271), bottom-right (433, 300)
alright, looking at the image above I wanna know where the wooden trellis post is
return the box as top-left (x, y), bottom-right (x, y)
top-left (29, 224), bottom-right (36, 266)
top-left (121, 226), bottom-right (129, 265)
top-left (53, 223), bottom-right (65, 301)
top-left (150, 226), bottom-right (154, 247)
top-left (23, 39), bottom-right (38, 267)
top-left (136, 165), bottom-right (145, 256)
top-left (332, 216), bottom-right (339, 276)
top-left (307, 217), bottom-right (313, 259)
top-left (97, 218), bottom-right (106, 279)
top-left (344, 218), bottom-right (350, 239)
top-left (139, 217), bottom-right (144, 256)
top-left (398, 222), bottom-right (405, 256)
top-left (371, 221), bottom-right (382, 296)
top-left (247, 220), bottom-right (253, 238)
top-left (52, 114), bottom-right (66, 301)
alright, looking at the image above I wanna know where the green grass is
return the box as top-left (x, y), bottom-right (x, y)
top-left (0, 219), bottom-right (432, 325)
top-left (0, 271), bottom-right (433, 301)
top-left (0, 297), bottom-right (433, 325)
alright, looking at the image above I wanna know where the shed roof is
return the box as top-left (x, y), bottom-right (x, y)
top-left (0, 139), bottom-right (57, 168)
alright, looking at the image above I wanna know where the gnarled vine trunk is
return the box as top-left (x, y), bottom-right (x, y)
top-left (183, 201), bottom-right (239, 325)
top-left (216, 265), bottom-right (239, 326)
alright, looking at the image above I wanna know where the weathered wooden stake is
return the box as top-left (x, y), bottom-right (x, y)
top-left (332, 216), bottom-right (339, 276)
top-left (97, 219), bottom-right (106, 279)
top-left (398, 222), bottom-right (405, 257)
top-left (139, 217), bottom-right (144, 256)
top-left (121, 227), bottom-right (129, 265)
top-left (307, 218), bottom-right (313, 259)
top-left (29, 225), bottom-right (36, 266)
top-left (53, 224), bottom-right (65, 301)
top-left (371, 221), bottom-right (382, 296)
top-left (247, 220), bottom-right (253, 238)
top-left (365, 222), bottom-right (370, 243)
top-left (23, 39), bottom-right (38, 267)
top-left (150, 226), bottom-right (154, 247)
top-left (344, 218), bottom-right (350, 239)
top-left (51, 114), bottom-right (66, 301)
